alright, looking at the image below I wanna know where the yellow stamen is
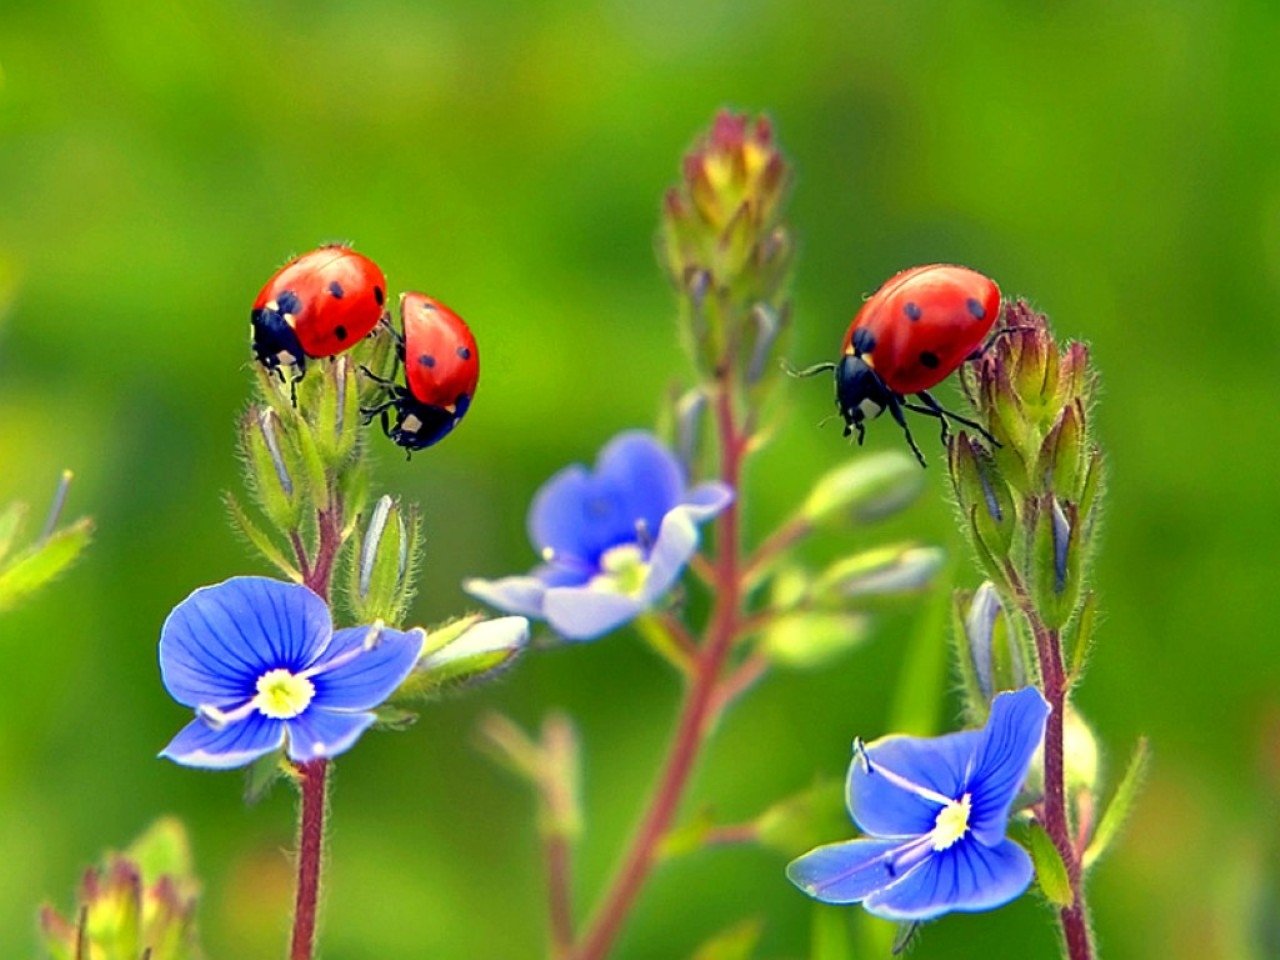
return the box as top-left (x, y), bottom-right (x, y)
top-left (931, 793), bottom-right (972, 851)
top-left (253, 669), bottom-right (315, 719)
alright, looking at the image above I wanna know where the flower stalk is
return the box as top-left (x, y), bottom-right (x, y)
top-left (946, 302), bottom-right (1110, 960)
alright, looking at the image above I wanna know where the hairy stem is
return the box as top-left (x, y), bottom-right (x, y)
top-left (570, 383), bottom-right (745, 960)
top-left (290, 759), bottom-right (329, 960)
top-left (1027, 611), bottom-right (1093, 960)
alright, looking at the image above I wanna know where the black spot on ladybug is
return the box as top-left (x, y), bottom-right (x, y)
top-left (373, 286), bottom-right (385, 306)
top-left (418, 354), bottom-right (436, 368)
top-left (967, 298), bottom-right (986, 320)
top-left (328, 281), bottom-right (345, 299)
top-left (277, 290), bottom-right (302, 315)
top-left (852, 327), bottom-right (876, 354)
top-left (457, 346), bottom-right (471, 360)
top-left (904, 302), bottom-right (923, 322)
top-left (334, 325), bottom-right (348, 341)
top-left (919, 351), bottom-right (940, 369)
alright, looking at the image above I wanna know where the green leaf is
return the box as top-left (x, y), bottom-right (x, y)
top-left (1084, 737), bottom-right (1150, 870)
top-left (754, 778), bottom-right (847, 857)
top-left (289, 407), bottom-right (332, 512)
top-left (224, 493), bottom-right (302, 581)
top-left (399, 618), bottom-right (528, 699)
top-left (690, 919), bottom-right (762, 960)
top-left (658, 807), bottom-right (717, 861)
top-left (812, 543), bottom-right (943, 602)
top-left (0, 501), bottom-right (27, 564)
top-left (0, 517), bottom-right (92, 612)
top-left (634, 612), bottom-right (695, 675)
top-left (372, 704), bottom-right (419, 730)
top-left (1064, 590), bottom-right (1098, 685)
top-left (810, 906), bottom-right (853, 960)
top-left (244, 751), bottom-right (291, 805)
top-left (761, 612), bottom-right (869, 670)
top-left (1027, 822), bottom-right (1073, 907)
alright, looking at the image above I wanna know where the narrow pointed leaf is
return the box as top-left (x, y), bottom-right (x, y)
top-left (224, 494), bottom-right (302, 581)
top-left (1084, 737), bottom-right (1150, 870)
top-left (690, 919), bottom-right (761, 960)
top-left (1027, 822), bottom-right (1073, 907)
top-left (0, 517), bottom-right (92, 612)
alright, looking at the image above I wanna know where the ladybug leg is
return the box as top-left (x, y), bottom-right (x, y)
top-left (967, 325), bottom-right (1037, 361)
top-left (359, 365), bottom-right (397, 387)
top-left (783, 360), bottom-right (838, 378)
top-left (886, 395), bottom-right (927, 468)
top-left (911, 391), bottom-right (1000, 447)
top-left (360, 397), bottom-right (398, 426)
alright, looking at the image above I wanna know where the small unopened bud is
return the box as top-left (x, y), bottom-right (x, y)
top-left (39, 819), bottom-right (201, 960)
top-left (745, 303), bottom-right (783, 384)
top-left (813, 543), bottom-right (944, 601)
top-left (257, 409), bottom-right (292, 497)
top-left (799, 451), bottom-right (923, 528)
top-left (1039, 400), bottom-right (1086, 496)
top-left (400, 616), bottom-right (530, 699)
top-left (1031, 496), bottom-right (1081, 628)
top-left (674, 387), bottom-right (707, 475)
top-left (241, 406), bottom-right (301, 531)
top-left (949, 434), bottom-right (1016, 563)
top-left (350, 496), bottom-right (415, 624)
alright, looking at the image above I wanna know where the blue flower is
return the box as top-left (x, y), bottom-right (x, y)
top-left (787, 687), bottom-right (1050, 921)
top-left (464, 431), bottom-right (732, 641)
top-left (159, 576), bottom-right (422, 769)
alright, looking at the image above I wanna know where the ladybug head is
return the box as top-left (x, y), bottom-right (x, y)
top-left (251, 294), bottom-right (306, 372)
top-left (835, 353), bottom-right (890, 438)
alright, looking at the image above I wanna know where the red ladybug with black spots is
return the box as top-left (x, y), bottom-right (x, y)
top-left (363, 292), bottom-right (479, 453)
top-left (793, 264), bottom-right (1001, 465)
top-left (251, 244), bottom-right (388, 377)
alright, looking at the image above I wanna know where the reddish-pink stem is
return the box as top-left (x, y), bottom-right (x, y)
top-left (1029, 616), bottom-right (1094, 960)
top-left (546, 834), bottom-right (575, 960)
top-left (569, 385), bottom-right (744, 960)
top-left (290, 759), bottom-right (329, 960)
top-left (288, 492), bottom-right (343, 960)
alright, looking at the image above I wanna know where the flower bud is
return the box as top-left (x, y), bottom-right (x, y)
top-left (1027, 705), bottom-right (1101, 799)
top-left (1039, 399), bottom-right (1086, 497)
top-left (812, 543), bottom-right (943, 601)
top-left (349, 495), bottom-right (418, 625)
top-left (798, 451), bottom-right (923, 528)
top-left (673, 387), bottom-right (708, 476)
top-left (952, 582), bottom-right (1029, 722)
top-left (948, 433), bottom-right (1017, 567)
top-left (314, 355), bottom-right (362, 465)
top-left (660, 110), bottom-right (793, 378)
top-left (39, 819), bottom-right (201, 960)
top-left (242, 406), bottom-right (301, 531)
top-left (398, 616), bottom-right (530, 699)
top-left (1030, 496), bottom-right (1081, 629)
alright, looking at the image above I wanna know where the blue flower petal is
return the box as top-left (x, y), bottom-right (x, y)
top-left (528, 464), bottom-right (603, 560)
top-left (542, 586), bottom-right (644, 641)
top-left (160, 713), bottom-right (286, 769)
top-left (681, 481), bottom-right (735, 520)
top-left (861, 837), bottom-right (1034, 921)
top-left (786, 838), bottom-right (907, 904)
top-left (160, 577), bottom-right (332, 707)
top-left (848, 730), bottom-right (983, 838)
top-left (967, 687), bottom-right (1050, 844)
top-left (285, 709), bottom-right (377, 762)
top-left (640, 504), bottom-right (702, 603)
top-left (593, 432), bottom-right (684, 539)
top-left (463, 575), bottom-right (549, 619)
top-left (309, 625), bottom-right (423, 712)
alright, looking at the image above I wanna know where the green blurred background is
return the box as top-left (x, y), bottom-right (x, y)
top-left (1, 1), bottom-right (1277, 957)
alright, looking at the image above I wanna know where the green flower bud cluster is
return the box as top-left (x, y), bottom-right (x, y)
top-left (660, 111), bottom-right (793, 387)
top-left (39, 819), bottom-right (202, 960)
top-left (948, 301), bottom-right (1103, 652)
top-left (228, 326), bottom-right (408, 608)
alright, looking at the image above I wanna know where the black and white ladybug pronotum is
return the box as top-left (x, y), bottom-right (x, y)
top-left (363, 292), bottom-right (479, 453)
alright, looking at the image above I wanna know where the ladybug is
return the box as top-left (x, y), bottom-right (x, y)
top-left (362, 292), bottom-right (479, 452)
top-left (793, 264), bottom-right (1001, 466)
top-left (251, 244), bottom-right (388, 377)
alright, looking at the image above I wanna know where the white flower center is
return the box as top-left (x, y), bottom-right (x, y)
top-left (253, 668), bottom-right (315, 719)
top-left (588, 543), bottom-right (649, 597)
top-left (931, 793), bottom-right (972, 851)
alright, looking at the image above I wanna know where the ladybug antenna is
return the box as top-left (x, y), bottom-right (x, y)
top-left (781, 360), bottom-right (837, 379)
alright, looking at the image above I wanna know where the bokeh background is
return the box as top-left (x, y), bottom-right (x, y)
top-left (1, 1), bottom-right (1277, 957)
